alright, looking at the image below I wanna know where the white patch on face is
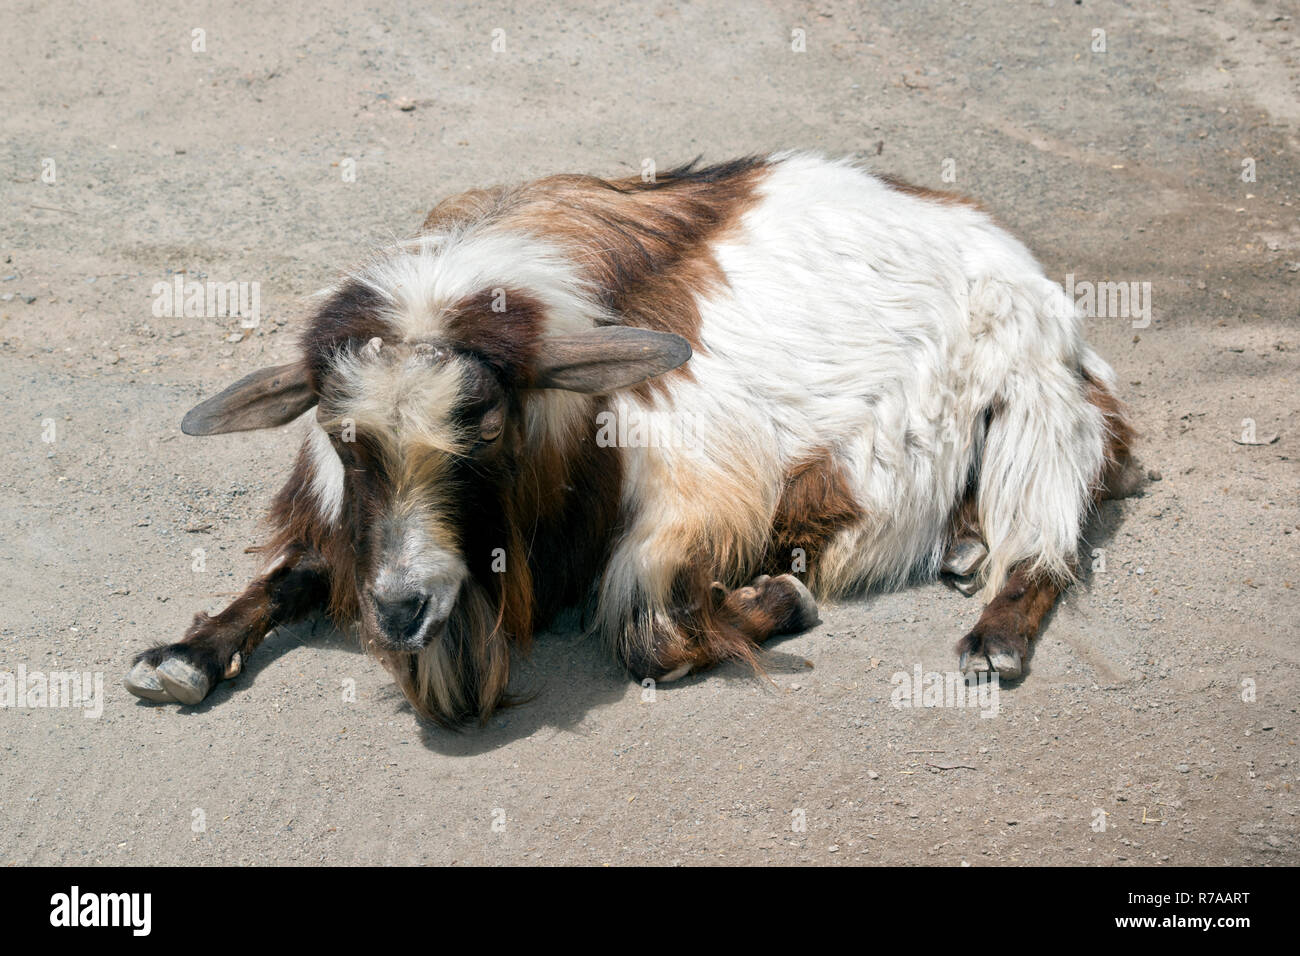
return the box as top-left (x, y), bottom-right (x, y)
top-left (350, 230), bottom-right (610, 343)
top-left (319, 348), bottom-right (469, 453)
top-left (306, 421), bottom-right (345, 526)
top-left (365, 498), bottom-right (469, 654)
top-left (315, 226), bottom-right (613, 460)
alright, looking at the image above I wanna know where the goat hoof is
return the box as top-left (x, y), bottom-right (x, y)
top-left (658, 663), bottom-right (693, 683)
top-left (772, 574), bottom-right (821, 632)
top-left (942, 538), bottom-right (988, 578)
top-left (946, 575), bottom-right (981, 597)
top-left (957, 631), bottom-right (1024, 680)
top-left (960, 649), bottom-right (1021, 678)
top-left (123, 660), bottom-right (176, 703)
top-left (224, 651), bottom-right (243, 679)
top-left (988, 649), bottom-right (1022, 678)
top-left (155, 658), bottom-right (213, 705)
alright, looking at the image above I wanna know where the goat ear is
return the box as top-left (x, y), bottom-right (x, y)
top-left (180, 362), bottom-right (316, 436)
top-left (531, 327), bottom-right (692, 394)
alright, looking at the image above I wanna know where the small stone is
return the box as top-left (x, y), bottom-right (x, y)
top-left (1175, 763), bottom-right (1191, 773)
top-left (1146, 468), bottom-right (1162, 481)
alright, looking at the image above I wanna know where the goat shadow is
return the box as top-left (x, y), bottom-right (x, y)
top-left (405, 611), bottom-right (814, 757)
top-left (156, 606), bottom-right (798, 754)
top-left (150, 491), bottom-right (1134, 749)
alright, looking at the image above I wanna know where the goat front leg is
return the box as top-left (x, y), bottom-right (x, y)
top-left (620, 573), bottom-right (820, 683)
top-left (955, 565), bottom-right (1062, 679)
top-left (125, 544), bottom-right (330, 705)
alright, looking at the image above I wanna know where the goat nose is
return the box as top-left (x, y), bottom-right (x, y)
top-left (371, 589), bottom-right (430, 643)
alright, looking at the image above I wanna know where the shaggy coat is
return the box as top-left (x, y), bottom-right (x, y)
top-left (126, 152), bottom-right (1133, 725)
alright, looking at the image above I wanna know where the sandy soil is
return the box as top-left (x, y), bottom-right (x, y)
top-left (1, 0), bottom-right (1296, 865)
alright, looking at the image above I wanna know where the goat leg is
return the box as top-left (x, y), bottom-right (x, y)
top-left (125, 544), bottom-right (330, 705)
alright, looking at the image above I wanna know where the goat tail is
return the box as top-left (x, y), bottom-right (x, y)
top-left (967, 278), bottom-right (1111, 602)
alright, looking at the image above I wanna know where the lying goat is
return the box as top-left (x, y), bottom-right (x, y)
top-left (126, 152), bottom-right (1133, 725)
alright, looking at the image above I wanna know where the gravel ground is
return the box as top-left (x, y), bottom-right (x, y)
top-left (0, 0), bottom-right (1296, 865)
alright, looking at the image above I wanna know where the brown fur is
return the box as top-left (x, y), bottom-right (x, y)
top-left (421, 187), bottom-right (508, 232)
top-left (141, 159), bottom-right (1135, 722)
top-left (133, 544), bottom-right (330, 688)
top-left (619, 566), bottom-right (813, 680)
top-left (763, 448), bottom-right (867, 591)
top-left (1082, 368), bottom-right (1137, 502)
top-left (958, 565), bottom-right (1062, 670)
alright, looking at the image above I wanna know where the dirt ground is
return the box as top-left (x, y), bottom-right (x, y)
top-left (1, 0), bottom-right (1296, 866)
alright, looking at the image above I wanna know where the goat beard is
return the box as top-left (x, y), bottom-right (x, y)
top-left (369, 582), bottom-right (510, 727)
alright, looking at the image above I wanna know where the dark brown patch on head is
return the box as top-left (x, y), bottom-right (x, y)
top-left (762, 448), bottom-right (866, 591)
top-left (441, 288), bottom-right (548, 385)
top-left (299, 279), bottom-right (391, 392)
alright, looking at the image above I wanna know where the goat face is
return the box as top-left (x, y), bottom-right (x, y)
top-left (178, 281), bottom-right (691, 716)
top-left (315, 337), bottom-right (508, 653)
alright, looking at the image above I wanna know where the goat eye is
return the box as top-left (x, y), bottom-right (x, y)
top-left (479, 406), bottom-right (504, 442)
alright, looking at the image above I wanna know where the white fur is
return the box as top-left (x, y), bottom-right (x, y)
top-left (305, 421), bottom-right (345, 527)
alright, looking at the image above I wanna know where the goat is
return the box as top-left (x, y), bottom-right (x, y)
top-left (125, 152), bottom-right (1134, 725)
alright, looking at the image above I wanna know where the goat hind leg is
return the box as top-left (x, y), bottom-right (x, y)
top-left (125, 545), bottom-right (329, 705)
top-left (955, 566), bottom-right (1061, 679)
